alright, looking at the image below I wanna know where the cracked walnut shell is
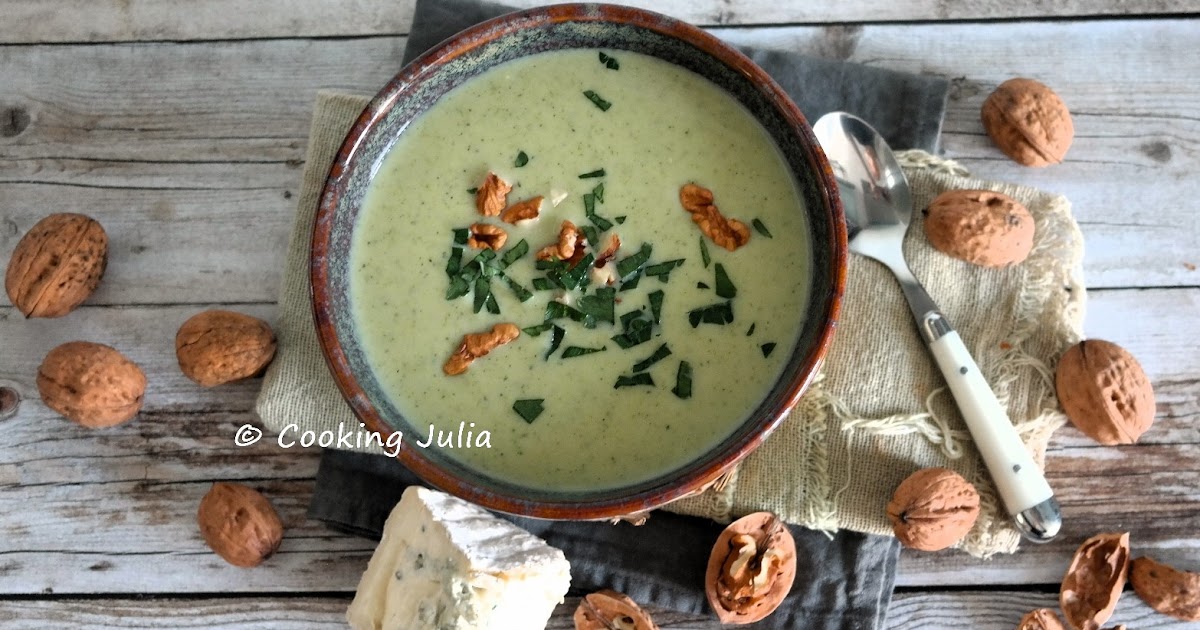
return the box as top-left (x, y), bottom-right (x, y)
top-left (5, 213), bottom-right (108, 318)
top-left (1017, 608), bottom-right (1066, 630)
top-left (37, 341), bottom-right (146, 428)
top-left (982, 78), bottom-right (1074, 167)
top-left (705, 512), bottom-right (796, 625)
top-left (1055, 339), bottom-right (1155, 445)
top-left (197, 482), bottom-right (284, 568)
top-left (176, 310), bottom-right (277, 387)
top-left (886, 467), bottom-right (980, 552)
top-left (924, 189), bottom-right (1035, 268)
top-left (573, 590), bottom-right (659, 630)
top-left (1061, 532), bottom-right (1130, 630)
top-left (1130, 556), bottom-right (1200, 621)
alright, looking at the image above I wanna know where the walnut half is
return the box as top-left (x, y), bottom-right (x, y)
top-left (704, 512), bottom-right (796, 625)
top-left (679, 183), bottom-right (750, 251)
top-left (443, 323), bottom-right (520, 376)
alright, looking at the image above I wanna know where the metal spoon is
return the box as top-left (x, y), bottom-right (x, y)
top-left (812, 112), bottom-right (1061, 543)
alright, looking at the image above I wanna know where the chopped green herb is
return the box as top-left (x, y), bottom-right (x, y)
top-left (499, 239), bottom-right (529, 268)
top-left (502, 275), bottom-right (533, 302)
top-left (536, 258), bottom-right (566, 271)
top-left (616, 243), bottom-right (653, 280)
top-left (699, 236), bottom-right (711, 268)
top-left (752, 218), bottom-right (773, 238)
top-left (592, 182), bottom-right (605, 203)
top-left (615, 216), bottom-right (627, 224)
top-left (485, 291), bottom-right (499, 314)
top-left (598, 51), bottom-right (619, 70)
top-left (619, 268), bottom-right (643, 292)
top-left (446, 246), bottom-right (463, 277)
top-left (513, 399), bottom-right (544, 424)
top-left (746, 323), bottom-right (756, 336)
top-left (583, 90), bottom-right (612, 111)
top-left (544, 300), bottom-right (589, 324)
top-left (619, 309), bottom-right (644, 331)
top-left (580, 225), bottom-right (601, 251)
top-left (697, 282), bottom-right (710, 289)
top-left (453, 228), bottom-right (470, 246)
top-left (562, 345), bottom-right (607, 359)
top-left (583, 193), bottom-right (614, 231)
top-left (522, 323), bottom-right (554, 336)
top-left (611, 320), bottom-right (653, 349)
top-left (577, 287), bottom-right (616, 324)
top-left (514, 150), bottom-right (529, 167)
top-left (644, 258), bottom-right (685, 282)
top-left (545, 325), bottom-right (565, 360)
top-left (472, 276), bottom-right (491, 314)
top-left (532, 277), bottom-right (555, 291)
top-left (551, 253), bottom-right (594, 291)
top-left (579, 168), bottom-right (606, 179)
top-left (688, 301), bottom-right (734, 328)
top-left (761, 342), bottom-right (777, 358)
top-left (614, 373), bottom-right (654, 388)
top-left (466, 187), bottom-right (478, 195)
top-left (633, 343), bottom-right (672, 372)
top-left (648, 290), bottom-right (664, 325)
top-left (671, 361), bottom-right (693, 399)
top-left (714, 263), bottom-right (737, 299)
top-left (446, 275), bottom-right (470, 300)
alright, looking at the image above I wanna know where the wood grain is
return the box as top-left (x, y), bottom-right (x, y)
top-left (0, 591), bottom-right (1185, 629)
top-left (3, 20), bottom-right (1198, 307)
top-left (2, 0), bottom-right (1194, 44)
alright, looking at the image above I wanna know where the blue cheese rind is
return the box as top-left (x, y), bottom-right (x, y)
top-left (347, 486), bottom-right (571, 630)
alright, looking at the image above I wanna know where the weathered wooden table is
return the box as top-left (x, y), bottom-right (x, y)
top-left (2, 1), bottom-right (1197, 627)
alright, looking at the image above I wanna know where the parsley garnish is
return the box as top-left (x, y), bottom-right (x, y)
top-left (522, 323), bottom-right (554, 336)
top-left (644, 258), bottom-right (685, 282)
top-left (532, 277), bottom-right (555, 291)
top-left (562, 346), bottom-right (607, 359)
top-left (453, 228), bottom-right (469, 246)
top-left (614, 373), bottom-right (654, 388)
top-left (615, 216), bottom-right (627, 224)
top-left (632, 343), bottom-right (672, 372)
top-left (611, 317), bottom-right (653, 349)
top-left (761, 342), bottom-right (777, 358)
top-left (688, 301), bottom-right (734, 328)
top-left (616, 243), bottom-right (652, 280)
top-left (545, 325), bottom-right (565, 360)
top-left (746, 323), bottom-right (756, 336)
top-left (577, 287), bottom-right (616, 324)
top-left (502, 275), bottom-right (533, 302)
top-left (699, 236), bottom-right (711, 268)
top-left (583, 193), bottom-right (614, 231)
top-left (648, 290), bottom-right (664, 325)
top-left (579, 168), bottom-right (606, 179)
top-left (752, 218), bottom-right (773, 238)
top-left (592, 182), bottom-right (605, 203)
top-left (714, 263), bottom-right (737, 299)
top-left (514, 150), bottom-right (529, 167)
top-left (671, 361), bottom-right (693, 399)
top-left (583, 90), bottom-right (612, 111)
top-left (598, 51), bottom-right (620, 70)
top-left (544, 301), bottom-right (592, 326)
top-left (499, 239), bottom-right (528, 268)
top-left (467, 187), bottom-right (478, 195)
top-left (513, 399), bottom-right (544, 424)
top-left (697, 282), bottom-right (710, 289)
top-left (619, 268), bottom-right (643, 292)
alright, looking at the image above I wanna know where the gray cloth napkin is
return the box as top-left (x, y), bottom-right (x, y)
top-left (309, 0), bottom-right (949, 627)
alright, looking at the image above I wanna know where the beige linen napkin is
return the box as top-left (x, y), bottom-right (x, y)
top-left (256, 91), bottom-right (1084, 557)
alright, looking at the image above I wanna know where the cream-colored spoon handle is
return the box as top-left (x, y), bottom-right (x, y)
top-left (927, 331), bottom-right (1054, 513)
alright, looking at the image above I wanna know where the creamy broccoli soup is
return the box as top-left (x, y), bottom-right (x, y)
top-left (351, 49), bottom-right (811, 492)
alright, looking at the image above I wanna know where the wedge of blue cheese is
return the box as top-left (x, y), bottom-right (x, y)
top-left (347, 486), bottom-right (571, 630)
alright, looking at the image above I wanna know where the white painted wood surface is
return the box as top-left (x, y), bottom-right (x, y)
top-left (0, 1), bottom-right (1198, 628)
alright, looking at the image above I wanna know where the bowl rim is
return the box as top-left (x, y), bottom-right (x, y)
top-left (310, 2), bottom-right (848, 520)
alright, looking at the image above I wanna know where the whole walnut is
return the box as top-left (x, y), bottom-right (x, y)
top-left (1055, 339), bottom-right (1155, 445)
top-left (5, 213), bottom-right (108, 318)
top-left (982, 78), bottom-right (1074, 167)
top-left (37, 341), bottom-right (146, 428)
top-left (1130, 556), bottom-right (1200, 621)
top-left (924, 189), bottom-right (1035, 268)
top-left (197, 482), bottom-right (284, 568)
top-left (886, 467), bottom-right (980, 551)
top-left (176, 310), bottom-right (277, 387)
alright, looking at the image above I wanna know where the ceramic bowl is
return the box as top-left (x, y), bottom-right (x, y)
top-left (311, 3), bottom-right (846, 519)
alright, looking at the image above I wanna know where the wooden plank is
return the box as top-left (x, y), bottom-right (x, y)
top-left (0, 591), bottom-right (1189, 629)
top-left (0, 290), bottom-right (1195, 593)
top-left (2, 0), bottom-right (1195, 44)
top-left (2, 21), bottom-right (1198, 307)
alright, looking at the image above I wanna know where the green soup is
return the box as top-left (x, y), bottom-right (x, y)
top-left (350, 49), bottom-right (811, 492)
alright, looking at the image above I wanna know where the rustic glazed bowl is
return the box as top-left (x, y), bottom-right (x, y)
top-left (311, 4), bottom-right (847, 520)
